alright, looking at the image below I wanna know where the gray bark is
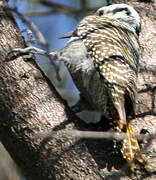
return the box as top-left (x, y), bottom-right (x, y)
top-left (0, 0), bottom-right (155, 179)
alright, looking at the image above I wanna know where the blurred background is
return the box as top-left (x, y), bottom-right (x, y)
top-left (1, 0), bottom-right (108, 179)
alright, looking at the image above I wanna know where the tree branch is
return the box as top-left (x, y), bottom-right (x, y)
top-left (0, 0), bottom-right (155, 179)
top-left (27, 0), bottom-right (98, 19)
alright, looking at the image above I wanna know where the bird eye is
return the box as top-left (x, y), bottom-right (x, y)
top-left (99, 10), bottom-right (104, 16)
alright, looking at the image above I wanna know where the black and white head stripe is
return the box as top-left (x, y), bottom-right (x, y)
top-left (97, 4), bottom-right (141, 35)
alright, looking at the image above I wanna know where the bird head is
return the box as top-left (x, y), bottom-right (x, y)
top-left (96, 4), bottom-right (141, 35)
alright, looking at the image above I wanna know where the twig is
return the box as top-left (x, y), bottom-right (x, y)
top-left (3, 7), bottom-right (47, 46)
top-left (25, 10), bottom-right (57, 17)
top-left (26, 0), bottom-right (98, 19)
top-left (2, 6), bottom-right (61, 81)
top-left (36, 128), bottom-right (156, 141)
top-left (28, 0), bottom-right (79, 18)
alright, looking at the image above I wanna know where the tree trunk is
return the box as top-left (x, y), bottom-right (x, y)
top-left (0, 0), bottom-right (155, 180)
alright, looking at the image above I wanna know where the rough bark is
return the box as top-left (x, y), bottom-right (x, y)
top-left (0, 0), bottom-right (155, 180)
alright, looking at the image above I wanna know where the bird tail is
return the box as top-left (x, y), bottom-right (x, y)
top-left (111, 90), bottom-right (148, 170)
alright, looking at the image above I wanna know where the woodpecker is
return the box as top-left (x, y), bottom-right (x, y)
top-left (52, 4), bottom-right (147, 170)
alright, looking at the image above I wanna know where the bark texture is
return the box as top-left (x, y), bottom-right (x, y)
top-left (0, 0), bottom-right (155, 180)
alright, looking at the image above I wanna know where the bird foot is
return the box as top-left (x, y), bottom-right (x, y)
top-left (118, 123), bottom-right (148, 171)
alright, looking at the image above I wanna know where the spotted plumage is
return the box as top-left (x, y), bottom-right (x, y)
top-left (74, 15), bottom-right (139, 128)
top-left (59, 4), bottom-right (147, 170)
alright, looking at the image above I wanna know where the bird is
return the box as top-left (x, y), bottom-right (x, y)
top-left (52, 4), bottom-right (147, 170)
